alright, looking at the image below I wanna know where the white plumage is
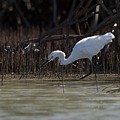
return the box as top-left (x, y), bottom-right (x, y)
top-left (41, 32), bottom-right (115, 79)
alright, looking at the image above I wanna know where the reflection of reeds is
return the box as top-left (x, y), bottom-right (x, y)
top-left (0, 28), bottom-right (120, 82)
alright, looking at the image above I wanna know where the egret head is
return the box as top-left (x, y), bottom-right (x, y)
top-left (41, 50), bottom-right (65, 67)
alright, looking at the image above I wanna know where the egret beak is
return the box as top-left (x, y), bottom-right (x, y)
top-left (41, 60), bottom-right (50, 67)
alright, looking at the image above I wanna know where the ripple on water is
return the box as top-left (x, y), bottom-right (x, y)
top-left (0, 80), bottom-right (120, 120)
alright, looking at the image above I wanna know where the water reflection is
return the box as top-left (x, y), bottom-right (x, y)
top-left (0, 79), bottom-right (120, 120)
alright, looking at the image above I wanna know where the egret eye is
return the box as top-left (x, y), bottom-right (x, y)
top-left (49, 56), bottom-right (54, 60)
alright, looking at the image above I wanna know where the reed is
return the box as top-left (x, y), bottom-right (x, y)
top-left (0, 27), bottom-right (119, 81)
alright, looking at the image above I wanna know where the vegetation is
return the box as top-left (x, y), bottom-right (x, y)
top-left (0, 0), bottom-right (120, 82)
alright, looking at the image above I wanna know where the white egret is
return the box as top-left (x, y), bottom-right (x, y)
top-left (41, 32), bottom-right (115, 79)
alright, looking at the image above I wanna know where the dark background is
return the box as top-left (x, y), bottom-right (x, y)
top-left (0, 0), bottom-right (120, 76)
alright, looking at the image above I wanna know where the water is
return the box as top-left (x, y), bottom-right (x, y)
top-left (0, 79), bottom-right (120, 120)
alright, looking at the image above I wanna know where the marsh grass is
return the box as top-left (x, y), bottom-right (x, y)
top-left (0, 28), bottom-right (120, 85)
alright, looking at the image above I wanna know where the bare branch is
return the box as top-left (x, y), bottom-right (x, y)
top-left (97, 0), bottom-right (113, 15)
top-left (9, 0), bottom-right (31, 28)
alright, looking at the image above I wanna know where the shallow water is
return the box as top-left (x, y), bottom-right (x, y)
top-left (0, 79), bottom-right (120, 120)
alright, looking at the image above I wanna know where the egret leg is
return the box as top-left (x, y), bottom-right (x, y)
top-left (61, 66), bottom-right (64, 93)
top-left (80, 60), bottom-right (99, 92)
top-left (19, 74), bottom-right (23, 80)
top-left (1, 73), bottom-right (3, 86)
top-left (94, 64), bottom-right (99, 92)
top-left (80, 63), bottom-right (92, 79)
